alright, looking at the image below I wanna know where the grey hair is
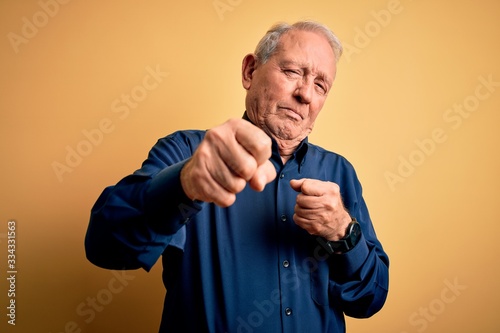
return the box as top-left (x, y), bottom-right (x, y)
top-left (254, 20), bottom-right (343, 64)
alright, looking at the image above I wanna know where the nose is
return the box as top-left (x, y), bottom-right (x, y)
top-left (293, 79), bottom-right (313, 104)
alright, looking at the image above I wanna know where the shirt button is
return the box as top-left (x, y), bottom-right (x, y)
top-left (285, 307), bottom-right (292, 316)
top-left (283, 260), bottom-right (290, 268)
top-left (280, 173), bottom-right (285, 179)
top-left (280, 214), bottom-right (287, 222)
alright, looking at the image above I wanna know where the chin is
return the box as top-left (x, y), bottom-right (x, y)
top-left (273, 125), bottom-right (303, 141)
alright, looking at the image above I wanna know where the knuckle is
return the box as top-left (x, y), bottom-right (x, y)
top-left (218, 193), bottom-right (236, 207)
top-left (195, 143), bottom-right (212, 161)
top-left (328, 181), bottom-right (340, 193)
top-left (246, 129), bottom-right (271, 159)
top-left (225, 118), bottom-right (240, 127)
top-left (254, 140), bottom-right (272, 159)
top-left (227, 177), bottom-right (247, 194)
top-left (301, 179), bottom-right (313, 192)
top-left (205, 127), bottom-right (225, 143)
top-left (230, 156), bottom-right (257, 180)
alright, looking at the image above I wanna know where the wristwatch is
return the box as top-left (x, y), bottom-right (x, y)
top-left (323, 218), bottom-right (361, 254)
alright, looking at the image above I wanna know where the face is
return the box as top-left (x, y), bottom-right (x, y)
top-left (242, 29), bottom-right (337, 146)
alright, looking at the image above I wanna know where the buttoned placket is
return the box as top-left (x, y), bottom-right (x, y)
top-left (275, 159), bottom-right (302, 329)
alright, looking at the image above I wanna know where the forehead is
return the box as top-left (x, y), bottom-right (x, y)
top-left (273, 30), bottom-right (337, 79)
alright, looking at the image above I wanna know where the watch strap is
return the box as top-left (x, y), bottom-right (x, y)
top-left (320, 218), bottom-right (361, 254)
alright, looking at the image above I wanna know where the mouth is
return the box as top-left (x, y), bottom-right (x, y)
top-left (279, 106), bottom-right (303, 121)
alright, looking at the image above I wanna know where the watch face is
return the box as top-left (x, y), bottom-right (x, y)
top-left (352, 222), bottom-right (361, 238)
top-left (349, 222), bottom-right (361, 247)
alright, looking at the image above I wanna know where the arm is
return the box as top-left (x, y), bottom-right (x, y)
top-left (291, 177), bottom-right (389, 318)
top-left (84, 131), bottom-right (204, 271)
top-left (328, 196), bottom-right (389, 318)
top-left (85, 119), bottom-right (277, 271)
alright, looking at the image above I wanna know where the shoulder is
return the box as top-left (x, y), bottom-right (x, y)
top-left (306, 142), bottom-right (356, 172)
top-left (304, 142), bottom-right (362, 189)
top-left (134, 129), bottom-right (206, 176)
top-left (160, 129), bottom-right (207, 146)
top-left (153, 129), bottom-right (207, 154)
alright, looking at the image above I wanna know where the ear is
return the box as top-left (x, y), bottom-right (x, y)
top-left (241, 53), bottom-right (258, 90)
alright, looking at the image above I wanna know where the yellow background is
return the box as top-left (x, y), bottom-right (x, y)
top-left (1, 0), bottom-right (499, 332)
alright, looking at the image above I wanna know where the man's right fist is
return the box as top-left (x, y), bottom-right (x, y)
top-left (180, 118), bottom-right (277, 207)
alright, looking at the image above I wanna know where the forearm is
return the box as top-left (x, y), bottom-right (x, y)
top-left (327, 196), bottom-right (389, 318)
top-left (329, 235), bottom-right (389, 318)
top-left (85, 131), bottom-right (205, 270)
top-left (85, 161), bottom-right (202, 271)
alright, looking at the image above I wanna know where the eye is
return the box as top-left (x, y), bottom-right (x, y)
top-left (284, 68), bottom-right (301, 77)
top-left (315, 82), bottom-right (327, 95)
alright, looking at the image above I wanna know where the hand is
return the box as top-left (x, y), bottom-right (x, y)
top-left (181, 118), bottom-right (277, 207)
top-left (290, 178), bottom-right (352, 241)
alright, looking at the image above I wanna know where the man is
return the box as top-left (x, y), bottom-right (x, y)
top-left (85, 21), bottom-right (389, 332)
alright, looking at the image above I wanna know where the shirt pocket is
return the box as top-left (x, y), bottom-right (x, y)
top-left (310, 260), bottom-right (330, 306)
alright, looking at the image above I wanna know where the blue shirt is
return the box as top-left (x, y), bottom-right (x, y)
top-left (85, 124), bottom-right (389, 333)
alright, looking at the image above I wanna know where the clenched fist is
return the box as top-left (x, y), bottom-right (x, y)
top-left (290, 178), bottom-right (352, 241)
top-left (181, 118), bottom-right (277, 207)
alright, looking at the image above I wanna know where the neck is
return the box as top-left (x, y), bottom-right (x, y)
top-left (275, 137), bottom-right (302, 164)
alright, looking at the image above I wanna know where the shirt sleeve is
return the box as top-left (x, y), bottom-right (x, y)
top-left (328, 162), bottom-right (390, 318)
top-left (84, 131), bottom-right (204, 271)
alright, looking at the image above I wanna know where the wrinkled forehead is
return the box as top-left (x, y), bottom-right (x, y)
top-left (274, 30), bottom-right (337, 79)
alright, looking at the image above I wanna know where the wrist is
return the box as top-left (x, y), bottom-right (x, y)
top-left (332, 213), bottom-right (355, 241)
top-left (180, 160), bottom-right (197, 201)
top-left (320, 217), bottom-right (362, 254)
